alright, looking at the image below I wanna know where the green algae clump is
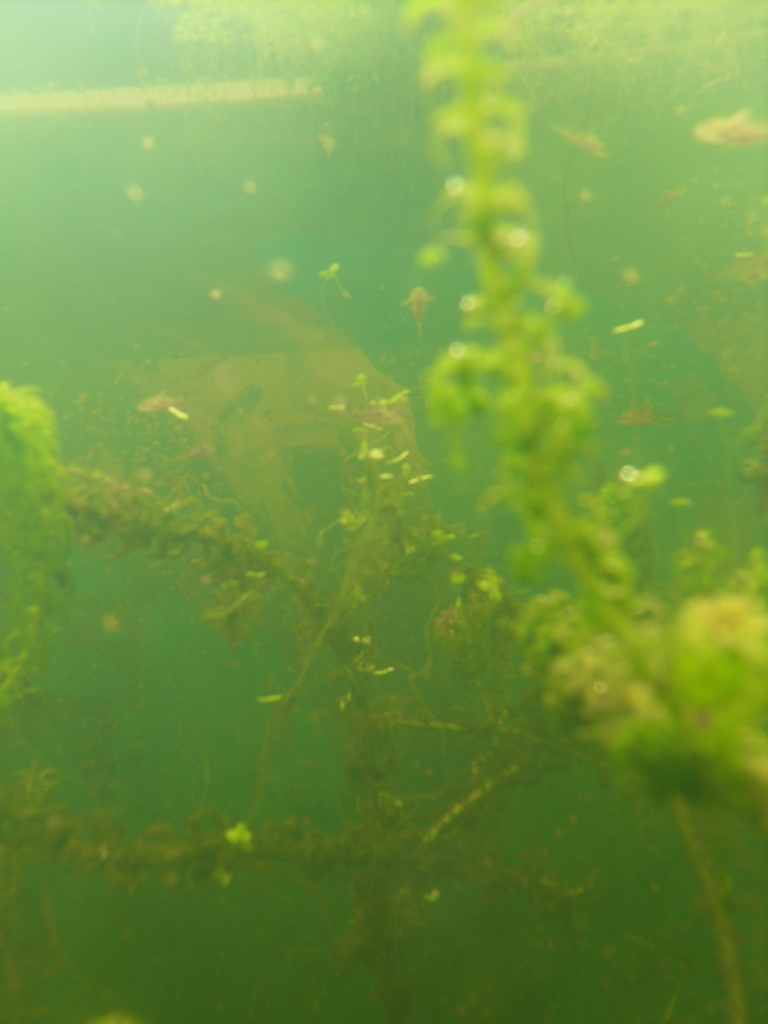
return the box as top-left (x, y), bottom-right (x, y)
top-left (544, 592), bottom-right (768, 818)
top-left (0, 382), bottom-right (71, 707)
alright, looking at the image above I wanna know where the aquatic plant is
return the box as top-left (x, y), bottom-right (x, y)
top-left (405, 2), bottom-right (768, 1019)
top-left (410, 0), bottom-right (768, 833)
top-left (3, 4), bottom-right (768, 1024)
top-left (741, 396), bottom-right (768, 515)
top-left (0, 377), bottom-right (581, 1021)
top-left (0, 383), bottom-right (70, 709)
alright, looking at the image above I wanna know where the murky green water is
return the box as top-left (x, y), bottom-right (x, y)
top-left (1, 2), bottom-right (767, 1022)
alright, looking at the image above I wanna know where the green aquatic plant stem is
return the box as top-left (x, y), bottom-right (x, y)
top-left (673, 799), bottom-right (747, 1024)
top-left (408, 1), bottom-right (648, 660)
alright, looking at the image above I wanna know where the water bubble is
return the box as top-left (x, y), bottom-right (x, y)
top-left (618, 465), bottom-right (639, 484)
top-left (444, 175), bottom-right (466, 199)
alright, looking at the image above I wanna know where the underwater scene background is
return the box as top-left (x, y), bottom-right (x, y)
top-left (1, 1), bottom-right (768, 1022)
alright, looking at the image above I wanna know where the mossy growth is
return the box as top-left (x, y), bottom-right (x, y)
top-left (0, 382), bottom-right (71, 707)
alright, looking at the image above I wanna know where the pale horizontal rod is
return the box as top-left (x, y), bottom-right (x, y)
top-left (0, 77), bottom-right (317, 116)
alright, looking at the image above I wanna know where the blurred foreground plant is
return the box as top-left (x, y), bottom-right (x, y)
top-left (407, 0), bottom-right (768, 832)
top-left (406, 3), bottom-right (768, 1020)
top-left (0, 383), bottom-right (70, 708)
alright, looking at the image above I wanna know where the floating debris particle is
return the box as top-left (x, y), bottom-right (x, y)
top-left (137, 392), bottom-right (184, 414)
top-left (551, 124), bottom-right (609, 158)
top-left (652, 186), bottom-right (686, 208)
top-left (402, 286), bottom-right (435, 342)
top-left (267, 258), bottom-right (295, 283)
top-left (186, 443), bottom-right (214, 461)
top-left (317, 122), bottom-right (336, 157)
top-left (388, 450), bottom-right (410, 465)
top-left (617, 402), bottom-right (674, 427)
top-left (693, 109), bottom-right (768, 147)
top-left (611, 318), bottom-right (645, 335)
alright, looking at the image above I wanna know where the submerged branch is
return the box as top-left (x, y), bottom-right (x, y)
top-left (673, 799), bottom-right (748, 1024)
